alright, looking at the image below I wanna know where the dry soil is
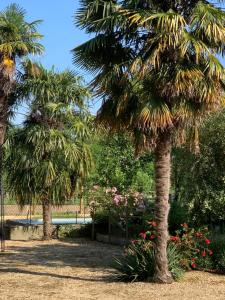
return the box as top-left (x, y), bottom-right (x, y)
top-left (0, 239), bottom-right (225, 300)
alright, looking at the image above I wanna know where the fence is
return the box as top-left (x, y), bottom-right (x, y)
top-left (4, 204), bottom-right (90, 218)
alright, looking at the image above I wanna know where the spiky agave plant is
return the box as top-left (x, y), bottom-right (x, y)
top-left (73, 0), bottom-right (225, 283)
top-left (5, 66), bottom-right (92, 240)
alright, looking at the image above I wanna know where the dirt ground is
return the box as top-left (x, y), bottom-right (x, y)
top-left (1, 239), bottom-right (225, 300)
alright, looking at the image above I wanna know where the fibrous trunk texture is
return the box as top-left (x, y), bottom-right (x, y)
top-left (42, 200), bottom-right (52, 240)
top-left (153, 131), bottom-right (173, 284)
top-left (0, 94), bottom-right (8, 147)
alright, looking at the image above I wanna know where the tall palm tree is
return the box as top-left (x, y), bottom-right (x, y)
top-left (6, 66), bottom-right (92, 240)
top-left (0, 3), bottom-right (43, 146)
top-left (73, 0), bottom-right (225, 282)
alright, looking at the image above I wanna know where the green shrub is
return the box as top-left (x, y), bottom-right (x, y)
top-left (113, 240), bottom-right (155, 282)
top-left (167, 243), bottom-right (185, 280)
top-left (93, 210), bottom-right (113, 235)
top-left (58, 224), bottom-right (92, 238)
top-left (58, 225), bottom-right (78, 238)
top-left (196, 255), bottom-right (214, 270)
top-left (113, 241), bottom-right (184, 282)
top-left (169, 201), bottom-right (188, 233)
top-left (210, 239), bottom-right (225, 272)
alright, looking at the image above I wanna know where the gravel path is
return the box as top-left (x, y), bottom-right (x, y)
top-left (0, 239), bottom-right (225, 300)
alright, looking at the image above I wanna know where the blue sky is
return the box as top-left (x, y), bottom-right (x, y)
top-left (0, 0), bottom-right (87, 71)
top-left (0, 0), bottom-right (98, 121)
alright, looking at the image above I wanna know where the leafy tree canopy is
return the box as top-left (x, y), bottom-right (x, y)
top-left (173, 110), bottom-right (225, 225)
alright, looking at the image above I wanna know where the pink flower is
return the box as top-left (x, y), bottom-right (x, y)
top-left (113, 195), bottom-right (122, 205)
top-left (139, 231), bottom-right (146, 239)
top-left (111, 187), bottom-right (117, 193)
top-left (105, 188), bottom-right (112, 194)
top-left (148, 221), bottom-right (157, 227)
top-left (124, 197), bottom-right (128, 206)
top-left (92, 185), bottom-right (100, 191)
top-left (196, 232), bottom-right (203, 238)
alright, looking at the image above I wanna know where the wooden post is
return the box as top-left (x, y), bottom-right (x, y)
top-left (125, 205), bottom-right (129, 245)
top-left (0, 144), bottom-right (5, 252)
top-left (79, 186), bottom-right (84, 215)
top-left (84, 206), bottom-right (86, 223)
top-left (108, 207), bottom-right (111, 244)
top-left (91, 207), bottom-right (95, 240)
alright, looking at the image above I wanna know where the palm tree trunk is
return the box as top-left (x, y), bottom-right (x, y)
top-left (0, 98), bottom-right (7, 252)
top-left (153, 131), bottom-right (173, 284)
top-left (42, 200), bottom-right (52, 240)
top-left (0, 95), bottom-right (8, 147)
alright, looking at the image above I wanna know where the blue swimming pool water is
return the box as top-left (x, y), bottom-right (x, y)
top-left (8, 218), bottom-right (92, 226)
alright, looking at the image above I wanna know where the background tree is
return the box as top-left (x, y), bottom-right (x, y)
top-left (89, 132), bottom-right (154, 193)
top-left (74, 0), bottom-right (225, 283)
top-left (6, 66), bottom-right (92, 239)
top-left (172, 110), bottom-right (225, 227)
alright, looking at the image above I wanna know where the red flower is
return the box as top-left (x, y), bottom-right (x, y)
top-left (170, 236), bottom-right (179, 242)
top-left (131, 240), bottom-right (138, 245)
top-left (139, 231), bottom-right (146, 239)
top-left (150, 234), bottom-right (156, 240)
top-left (148, 221), bottom-right (157, 227)
top-left (202, 251), bottom-right (207, 257)
top-left (181, 223), bottom-right (188, 228)
top-left (205, 239), bottom-right (211, 245)
top-left (191, 263), bottom-right (197, 269)
top-left (191, 258), bottom-right (197, 261)
top-left (196, 249), bottom-right (200, 253)
top-left (196, 232), bottom-right (203, 238)
top-left (209, 250), bottom-right (213, 256)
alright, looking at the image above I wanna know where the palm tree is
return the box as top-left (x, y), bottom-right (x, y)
top-left (73, 0), bottom-right (225, 282)
top-left (6, 66), bottom-right (92, 240)
top-left (0, 3), bottom-right (43, 146)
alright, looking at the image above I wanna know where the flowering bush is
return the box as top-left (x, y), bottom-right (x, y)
top-left (137, 222), bottom-right (214, 271)
top-left (88, 185), bottom-right (152, 237)
top-left (88, 186), bottom-right (146, 213)
top-left (169, 224), bottom-right (213, 270)
top-left (114, 221), bottom-right (215, 282)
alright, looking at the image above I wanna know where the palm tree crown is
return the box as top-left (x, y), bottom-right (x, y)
top-left (0, 3), bottom-right (44, 145)
top-left (0, 3), bottom-right (43, 90)
top-left (74, 0), bottom-right (225, 151)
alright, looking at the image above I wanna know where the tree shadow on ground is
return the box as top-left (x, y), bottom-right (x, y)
top-left (0, 267), bottom-right (116, 282)
top-left (0, 238), bottom-right (122, 282)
